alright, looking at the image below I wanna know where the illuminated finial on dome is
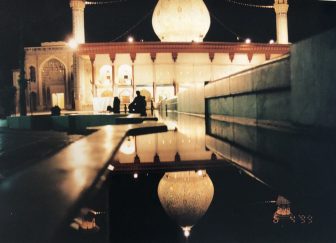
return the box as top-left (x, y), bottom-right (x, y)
top-left (152, 0), bottom-right (211, 42)
top-left (182, 227), bottom-right (191, 238)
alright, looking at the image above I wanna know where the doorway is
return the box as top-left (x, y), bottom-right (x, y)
top-left (52, 93), bottom-right (65, 109)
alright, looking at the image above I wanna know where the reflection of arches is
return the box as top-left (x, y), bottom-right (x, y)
top-left (30, 92), bottom-right (37, 111)
top-left (140, 89), bottom-right (151, 102)
top-left (101, 90), bottom-right (113, 97)
top-left (99, 65), bottom-right (112, 85)
top-left (118, 64), bottom-right (132, 85)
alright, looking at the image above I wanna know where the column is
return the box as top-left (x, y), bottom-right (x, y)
top-left (209, 52), bottom-right (215, 82)
top-left (172, 52), bottom-right (178, 96)
top-left (36, 56), bottom-right (43, 109)
top-left (130, 53), bottom-right (136, 97)
top-left (73, 52), bottom-right (81, 110)
top-left (90, 54), bottom-right (96, 97)
top-left (151, 53), bottom-right (157, 102)
top-left (109, 53), bottom-right (116, 96)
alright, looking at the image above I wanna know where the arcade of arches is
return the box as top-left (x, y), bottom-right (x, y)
top-left (17, 42), bottom-right (289, 112)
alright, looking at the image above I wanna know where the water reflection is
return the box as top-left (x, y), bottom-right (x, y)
top-left (119, 136), bottom-right (135, 155)
top-left (157, 170), bottom-right (214, 238)
top-left (114, 130), bottom-right (218, 166)
top-left (273, 195), bottom-right (295, 224)
top-left (75, 112), bottom-right (335, 243)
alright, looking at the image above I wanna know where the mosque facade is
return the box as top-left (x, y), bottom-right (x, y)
top-left (15, 0), bottom-right (290, 112)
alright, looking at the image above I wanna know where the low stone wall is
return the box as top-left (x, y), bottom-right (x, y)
top-left (158, 97), bottom-right (178, 112)
top-left (205, 56), bottom-right (291, 123)
top-left (0, 119), bottom-right (8, 128)
top-left (177, 83), bottom-right (205, 114)
top-left (290, 28), bottom-right (336, 128)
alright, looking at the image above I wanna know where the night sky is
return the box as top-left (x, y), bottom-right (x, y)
top-left (0, 0), bottom-right (335, 83)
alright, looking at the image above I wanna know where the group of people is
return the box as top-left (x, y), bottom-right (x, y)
top-left (107, 91), bottom-right (147, 116)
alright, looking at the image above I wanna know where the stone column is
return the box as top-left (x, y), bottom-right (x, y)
top-left (109, 53), bottom-right (116, 96)
top-left (172, 52), bottom-right (178, 96)
top-left (37, 56), bottom-right (43, 109)
top-left (70, 0), bottom-right (86, 44)
top-left (209, 52), bottom-right (215, 82)
top-left (274, 0), bottom-right (289, 44)
top-left (151, 53), bottom-right (157, 102)
top-left (89, 54), bottom-right (96, 97)
top-left (73, 52), bottom-right (81, 110)
top-left (131, 53), bottom-right (136, 97)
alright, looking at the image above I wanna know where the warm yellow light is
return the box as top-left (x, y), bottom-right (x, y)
top-left (183, 227), bottom-right (191, 238)
top-left (245, 38), bottom-right (251, 44)
top-left (128, 36), bottom-right (134, 43)
top-left (269, 39), bottom-right (275, 44)
top-left (197, 170), bottom-right (203, 176)
top-left (68, 38), bottom-right (78, 49)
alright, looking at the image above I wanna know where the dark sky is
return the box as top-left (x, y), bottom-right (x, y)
top-left (0, 0), bottom-right (335, 82)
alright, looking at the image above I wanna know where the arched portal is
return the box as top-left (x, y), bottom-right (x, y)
top-left (99, 65), bottom-right (112, 86)
top-left (41, 58), bottom-right (66, 109)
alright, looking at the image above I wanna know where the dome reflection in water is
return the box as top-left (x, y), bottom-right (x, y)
top-left (157, 170), bottom-right (214, 238)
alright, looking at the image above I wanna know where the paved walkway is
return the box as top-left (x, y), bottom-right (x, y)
top-left (0, 128), bottom-right (83, 178)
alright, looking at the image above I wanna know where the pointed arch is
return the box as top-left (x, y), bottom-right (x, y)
top-left (39, 56), bottom-right (68, 76)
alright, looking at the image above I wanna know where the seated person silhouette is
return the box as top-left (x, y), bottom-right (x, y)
top-left (128, 91), bottom-right (147, 116)
top-left (112, 97), bottom-right (120, 113)
top-left (106, 105), bottom-right (113, 113)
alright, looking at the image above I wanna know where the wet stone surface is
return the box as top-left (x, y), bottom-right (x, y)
top-left (0, 128), bottom-right (83, 178)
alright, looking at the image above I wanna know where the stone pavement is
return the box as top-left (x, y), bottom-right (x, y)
top-left (0, 128), bottom-right (83, 179)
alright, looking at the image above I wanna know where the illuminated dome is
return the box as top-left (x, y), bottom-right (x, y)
top-left (152, 0), bottom-right (211, 42)
top-left (157, 170), bottom-right (214, 237)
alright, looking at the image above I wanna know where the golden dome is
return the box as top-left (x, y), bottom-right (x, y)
top-left (157, 170), bottom-right (214, 237)
top-left (152, 0), bottom-right (211, 42)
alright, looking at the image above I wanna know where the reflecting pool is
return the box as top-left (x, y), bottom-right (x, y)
top-left (68, 112), bottom-right (336, 243)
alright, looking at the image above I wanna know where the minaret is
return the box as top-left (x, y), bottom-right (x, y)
top-left (274, 0), bottom-right (289, 44)
top-left (70, 0), bottom-right (86, 44)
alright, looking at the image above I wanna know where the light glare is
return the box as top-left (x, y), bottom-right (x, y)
top-left (68, 38), bottom-right (78, 49)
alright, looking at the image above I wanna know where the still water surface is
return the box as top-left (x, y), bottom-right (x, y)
top-left (72, 112), bottom-right (336, 243)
